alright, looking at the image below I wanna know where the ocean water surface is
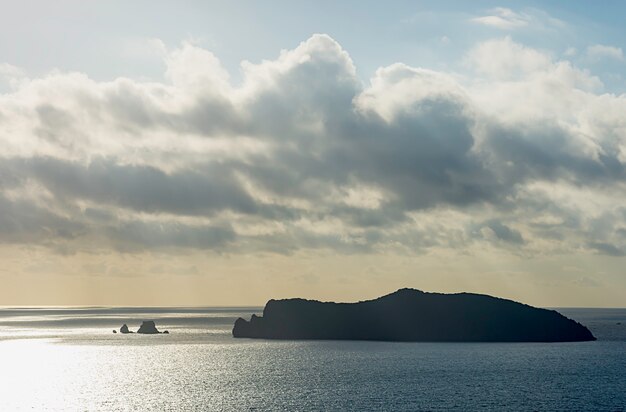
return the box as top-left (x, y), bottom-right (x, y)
top-left (0, 307), bottom-right (624, 411)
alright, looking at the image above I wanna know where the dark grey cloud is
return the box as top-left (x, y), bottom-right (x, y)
top-left (6, 156), bottom-right (259, 216)
top-left (483, 219), bottom-right (524, 244)
top-left (483, 122), bottom-right (626, 186)
top-left (587, 242), bottom-right (625, 257)
top-left (105, 220), bottom-right (236, 253)
top-left (0, 194), bottom-right (84, 245)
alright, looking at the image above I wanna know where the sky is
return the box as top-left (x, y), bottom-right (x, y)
top-left (1, 1), bottom-right (626, 307)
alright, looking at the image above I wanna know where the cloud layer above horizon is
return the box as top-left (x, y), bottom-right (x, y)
top-left (1, 34), bottom-right (626, 259)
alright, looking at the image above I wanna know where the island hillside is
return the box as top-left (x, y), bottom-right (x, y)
top-left (232, 288), bottom-right (596, 342)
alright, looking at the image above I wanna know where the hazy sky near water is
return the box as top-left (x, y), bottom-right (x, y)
top-left (1, 1), bottom-right (626, 306)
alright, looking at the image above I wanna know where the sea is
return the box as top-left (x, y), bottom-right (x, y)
top-left (0, 307), bottom-right (624, 411)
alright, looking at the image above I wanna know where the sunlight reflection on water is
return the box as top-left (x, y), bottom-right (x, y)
top-left (0, 308), bottom-right (624, 411)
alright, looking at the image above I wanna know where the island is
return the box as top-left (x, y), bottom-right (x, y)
top-left (232, 288), bottom-right (596, 342)
top-left (137, 320), bottom-right (161, 334)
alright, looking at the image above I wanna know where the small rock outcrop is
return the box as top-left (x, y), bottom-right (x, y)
top-left (233, 288), bottom-right (596, 342)
top-left (120, 324), bottom-right (131, 334)
top-left (137, 320), bottom-right (160, 334)
top-left (112, 330), bottom-right (117, 334)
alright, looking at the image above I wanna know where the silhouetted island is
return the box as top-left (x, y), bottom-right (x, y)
top-left (137, 320), bottom-right (161, 334)
top-left (119, 324), bottom-right (132, 334)
top-left (233, 289), bottom-right (596, 342)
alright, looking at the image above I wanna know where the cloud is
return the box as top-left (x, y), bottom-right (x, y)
top-left (471, 8), bottom-right (530, 30)
top-left (5, 157), bottom-right (259, 216)
top-left (472, 219), bottom-right (525, 245)
top-left (586, 44), bottom-right (625, 61)
top-left (0, 62), bottom-right (26, 91)
top-left (1, 34), bottom-right (626, 256)
top-left (564, 47), bottom-right (577, 57)
top-left (464, 36), bottom-right (552, 79)
top-left (470, 8), bottom-right (565, 31)
top-left (588, 242), bottom-right (625, 257)
top-left (0, 63), bottom-right (23, 77)
top-left (0, 193), bottom-right (83, 245)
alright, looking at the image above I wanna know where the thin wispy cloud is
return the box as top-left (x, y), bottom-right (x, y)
top-left (587, 44), bottom-right (625, 61)
top-left (471, 8), bottom-right (530, 30)
top-left (471, 7), bottom-right (565, 31)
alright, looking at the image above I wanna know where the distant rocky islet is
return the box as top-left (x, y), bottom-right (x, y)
top-left (113, 321), bottom-right (169, 334)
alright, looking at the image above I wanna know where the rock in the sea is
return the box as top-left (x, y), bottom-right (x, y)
top-left (163, 330), bottom-right (169, 334)
top-left (112, 330), bottom-right (117, 334)
top-left (233, 288), bottom-right (596, 342)
top-left (120, 324), bottom-right (131, 334)
top-left (137, 320), bottom-right (160, 334)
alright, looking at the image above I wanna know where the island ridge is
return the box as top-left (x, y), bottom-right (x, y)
top-left (233, 288), bottom-right (596, 342)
